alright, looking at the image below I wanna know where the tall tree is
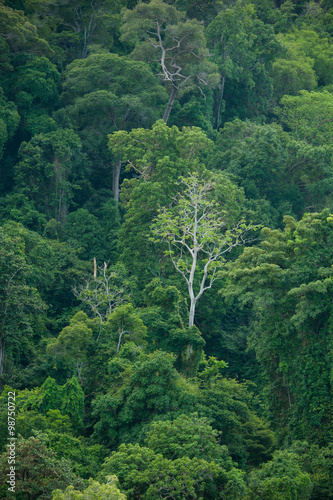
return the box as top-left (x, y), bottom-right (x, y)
top-left (151, 173), bottom-right (256, 327)
top-left (47, 312), bottom-right (93, 382)
top-left (120, 0), bottom-right (219, 123)
top-left (62, 52), bottom-right (167, 201)
top-left (108, 120), bottom-right (214, 284)
top-left (205, 0), bottom-right (280, 127)
top-left (98, 442), bottom-right (246, 500)
top-left (0, 224), bottom-right (46, 384)
top-left (14, 128), bottom-right (87, 224)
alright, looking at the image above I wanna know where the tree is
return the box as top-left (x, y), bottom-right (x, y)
top-left (98, 443), bottom-right (247, 500)
top-left (58, 376), bottom-right (85, 429)
top-left (248, 450), bottom-right (312, 500)
top-left (64, 208), bottom-right (108, 262)
top-left (5, 55), bottom-right (61, 136)
top-left (62, 52), bottom-right (167, 201)
top-left (206, 0), bottom-right (280, 128)
top-left (25, 0), bottom-right (124, 63)
top-left (120, 0), bottom-right (219, 123)
top-left (52, 477), bottom-right (127, 500)
top-left (207, 119), bottom-right (292, 225)
top-left (21, 376), bottom-right (85, 430)
top-left (271, 35), bottom-right (318, 100)
top-left (145, 413), bottom-right (232, 465)
top-left (208, 117), bottom-right (333, 223)
top-left (151, 173), bottom-right (256, 327)
top-left (47, 311), bottom-right (93, 382)
top-left (0, 4), bottom-right (52, 66)
top-left (275, 29), bottom-right (333, 91)
top-left (73, 263), bottom-right (131, 339)
top-left (196, 377), bottom-right (275, 468)
top-left (288, 441), bottom-right (333, 499)
top-left (0, 224), bottom-right (46, 383)
top-left (140, 279), bottom-right (205, 377)
top-left (108, 120), bottom-right (214, 284)
top-left (14, 128), bottom-right (88, 224)
top-left (106, 304), bottom-right (147, 353)
top-left (0, 88), bottom-right (20, 163)
top-left (0, 434), bottom-right (82, 499)
top-left (92, 350), bottom-right (188, 447)
top-left (277, 90), bottom-right (333, 146)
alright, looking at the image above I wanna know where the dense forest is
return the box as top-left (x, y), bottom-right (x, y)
top-left (1, 0), bottom-right (333, 498)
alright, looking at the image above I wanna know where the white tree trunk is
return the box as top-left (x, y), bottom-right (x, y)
top-left (215, 74), bottom-right (225, 130)
top-left (189, 297), bottom-right (196, 328)
top-left (113, 159), bottom-right (121, 204)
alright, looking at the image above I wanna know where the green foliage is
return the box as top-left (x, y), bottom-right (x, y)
top-left (144, 413), bottom-right (231, 465)
top-left (0, 88), bottom-right (20, 162)
top-left (24, 0), bottom-right (125, 64)
top-left (209, 118), bottom-right (333, 224)
top-left (47, 312), bottom-right (93, 382)
top-left (52, 477), bottom-right (127, 500)
top-left (109, 119), bottom-right (213, 182)
top-left (64, 208), bottom-right (110, 262)
top-left (0, 4), bottom-right (52, 62)
top-left (120, 0), bottom-right (219, 122)
top-left (62, 52), bottom-right (167, 134)
top-left (0, 434), bottom-right (82, 499)
top-left (288, 441), bottom-right (333, 499)
top-left (92, 350), bottom-right (193, 447)
top-left (206, 0), bottom-right (281, 125)
top-left (278, 90), bottom-right (333, 145)
top-left (151, 172), bottom-right (256, 328)
top-left (0, 384), bottom-right (105, 478)
top-left (139, 279), bottom-right (204, 375)
top-left (106, 303), bottom-right (147, 352)
top-left (60, 376), bottom-right (85, 429)
top-left (277, 29), bottom-right (333, 91)
top-left (111, 120), bottom-right (214, 283)
top-left (74, 263), bottom-right (133, 334)
top-left (225, 210), bottom-right (333, 445)
top-left (47, 431), bottom-right (107, 480)
top-left (98, 442), bottom-right (247, 499)
top-left (15, 128), bottom-right (88, 224)
top-left (247, 449), bottom-right (313, 499)
top-left (6, 55), bottom-right (60, 135)
top-left (2, 1), bottom-right (333, 496)
top-left (20, 376), bottom-right (85, 429)
top-left (0, 223), bottom-right (47, 382)
top-left (197, 378), bottom-right (276, 468)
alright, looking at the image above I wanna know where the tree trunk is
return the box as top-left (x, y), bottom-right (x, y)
top-left (163, 86), bottom-right (178, 123)
top-left (215, 74), bottom-right (225, 130)
top-left (82, 27), bottom-right (88, 59)
top-left (189, 297), bottom-right (196, 328)
top-left (113, 159), bottom-right (121, 204)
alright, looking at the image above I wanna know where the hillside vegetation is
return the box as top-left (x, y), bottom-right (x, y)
top-left (1, 0), bottom-right (333, 498)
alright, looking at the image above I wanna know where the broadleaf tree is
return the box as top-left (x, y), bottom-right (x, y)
top-left (120, 0), bottom-right (219, 123)
top-left (151, 172), bottom-right (257, 327)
